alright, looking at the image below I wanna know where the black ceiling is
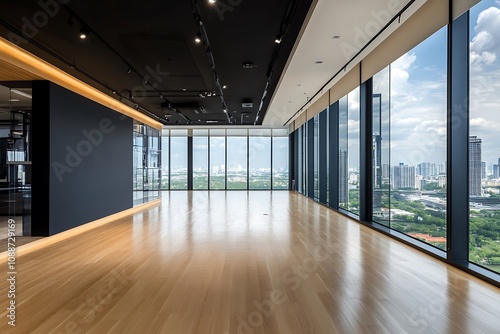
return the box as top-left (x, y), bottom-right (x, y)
top-left (0, 0), bottom-right (313, 126)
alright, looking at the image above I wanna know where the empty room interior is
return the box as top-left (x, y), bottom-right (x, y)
top-left (1, 0), bottom-right (500, 333)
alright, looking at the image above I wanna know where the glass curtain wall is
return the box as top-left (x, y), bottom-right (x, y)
top-left (249, 129), bottom-right (272, 189)
top-left (469, 0), bottom-right (500, 273)
top-left (227, 129), bottom-right (248, 190)
top-left (209, 129), bottom-right (226, 190)
top-left (170, 129), bottom-right (188, 190)
top-left (161, 129), bottom-right (169, 190)
top-left (133, 121), bottom-right (161, 205)
top-left (372, 67), bottom-right (391, 227)
top-left (388, 27), bottom-right (448, 250)
top-left (272, 129), bottom-right (289, 189)
top-left (193, 129), bottom-right (209, 189)
top-left (338, 88), bottom-right (360, 214)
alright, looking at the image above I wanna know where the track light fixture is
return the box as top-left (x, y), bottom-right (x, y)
top-left (195, 33), bottom-right (202, 43)
top-left (275, 35), bottom-right (282, 44)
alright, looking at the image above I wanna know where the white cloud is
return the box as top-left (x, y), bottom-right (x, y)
top-left (471, 6), bottom-right (500, 69)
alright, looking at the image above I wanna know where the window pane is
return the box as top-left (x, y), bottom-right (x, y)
top-left (389, 27), bottom-right (448, 250)
top-left (339, 88), bottom-right (360, 214)
top-left (249, 136), bottom-right (271, 189)
top-left (272, 137), bottom-right (289, 189)
top-left (373, 66), bottom-right (391, 227)
top-left (469, 0), bottom-right (500, 273)
top-left (161, 135), bottom-right (169, 190)
top-left (227, 137), bottom-right (248, 189)
top-left (347, 88), bottom-right (360, 214)
top-left (170, 137), bottom-right (188, 189)
top-left (193, 136), bottom-right (208, 189)
top-left (339, 95), bottom-right (348, 210)
top-left (210, 137), bottom-right (225, 189)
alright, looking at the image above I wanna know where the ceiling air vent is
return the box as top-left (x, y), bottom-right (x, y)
top-left (242, 99), bottom-right (253, 108)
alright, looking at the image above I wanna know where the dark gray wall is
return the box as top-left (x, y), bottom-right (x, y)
top-left (34, 82), bottom-right (133, 235)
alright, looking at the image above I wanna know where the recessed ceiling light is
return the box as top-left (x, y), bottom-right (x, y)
top-left (223, 85), bottom-right (227, 89)
top-left (79, 28), bottom-right (89, 39)
top-left (9, 99), bottom-right (20, 102)
top-left (183, 88), bottom-right (187, 91)
top-left (208, 0), bottom-right (216, 3)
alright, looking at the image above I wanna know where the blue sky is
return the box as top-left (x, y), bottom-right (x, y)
top-left (384, 0), bottom-right (500, 168)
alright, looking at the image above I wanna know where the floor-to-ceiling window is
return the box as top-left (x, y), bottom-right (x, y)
top-left (209, 129), bottom-right (226, 190)
top-left (372, 67), bottom-right (391, 227)
top-left (170, 129), bottom-right (188, 190)
top-left (313, 114), bottom-right (319, 200)
top-left (193, 129), bottom-right (209, 190)
top-left (227, 129), bottom-right (248, 190)
top-left (469, 0), bottom-right (500, 273)
top-left (388, 26), bottom-right (448, 250)
top-left (272, 129), bottom-right (289, 189)
top-left (249, 129), bottom-right (272, 189)
top-left (338, 88), bottom-right (360, 214)
top-left (297, 126), bottom-right (304, 193)
top-left (161, 129), bottom-right (169, 190)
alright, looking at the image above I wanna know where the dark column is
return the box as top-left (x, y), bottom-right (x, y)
top-left (307, 118), bottom-right (314, 198)
top-left (447, 11), bottom-right (469, 264)
top-left (319, 109), bottom-right (328, 203)
top-left (31, 81), bottom-right (51, 236)
top-left (360, 78), bottom-right (373, 222)
top-left (289, 131), bottom-right (296, 190)
top-left (328, 102), bottom-right (339, 210)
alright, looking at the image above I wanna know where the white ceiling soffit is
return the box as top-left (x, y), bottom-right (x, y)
top-left (264, 0), bottom-right (425, 127)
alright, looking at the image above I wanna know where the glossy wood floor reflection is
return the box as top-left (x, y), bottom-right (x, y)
top-left (1, 191), bottom-right (500, 333)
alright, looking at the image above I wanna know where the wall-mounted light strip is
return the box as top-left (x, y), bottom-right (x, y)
top-left (0, 37), bottom-right (163, 130)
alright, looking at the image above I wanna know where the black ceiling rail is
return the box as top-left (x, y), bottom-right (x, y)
top-left (254, 0), bottom-right (300, 126)
top-left (191, 0), bottom-right (232, 125)
top-left (283, 0), bottom-right (416, 127)
top-left (56, 1), bottom-right (194, 124)
top-left (0, 16), bottom-right (165, 124)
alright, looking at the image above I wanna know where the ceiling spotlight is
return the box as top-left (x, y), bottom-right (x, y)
top-left (208, 0), bottom-right (216, 3)
top-left (79, 28), bottom-right (89, 39)
top-left (275, 35), bottom-right (282, 44)
top-left (195, 33), bottom-right (202, 43)
top-left (223, 108), bottom-right (227, 113)
top-left (223, 85), bottom-right (227, 89)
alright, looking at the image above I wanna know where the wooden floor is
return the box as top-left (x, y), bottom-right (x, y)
top-left (1, 191), bottom-right (499, 333)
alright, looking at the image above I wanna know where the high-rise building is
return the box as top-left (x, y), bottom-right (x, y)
top-left (469, 136), bottom-right (482, 197)
top-left (482, 161), bottom-right (486, 179)
top-left (339, 150), bottom-right (348, 205)
top-left (393, 163), bottom-right (416, 190)
top-left (438, 163), bottom-right (446, 175)
top-left (494, 158), bottom-right (500, 179)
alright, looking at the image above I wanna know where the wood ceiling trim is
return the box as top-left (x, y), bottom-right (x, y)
top-left (0, 37), bottom-right (162, 130)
